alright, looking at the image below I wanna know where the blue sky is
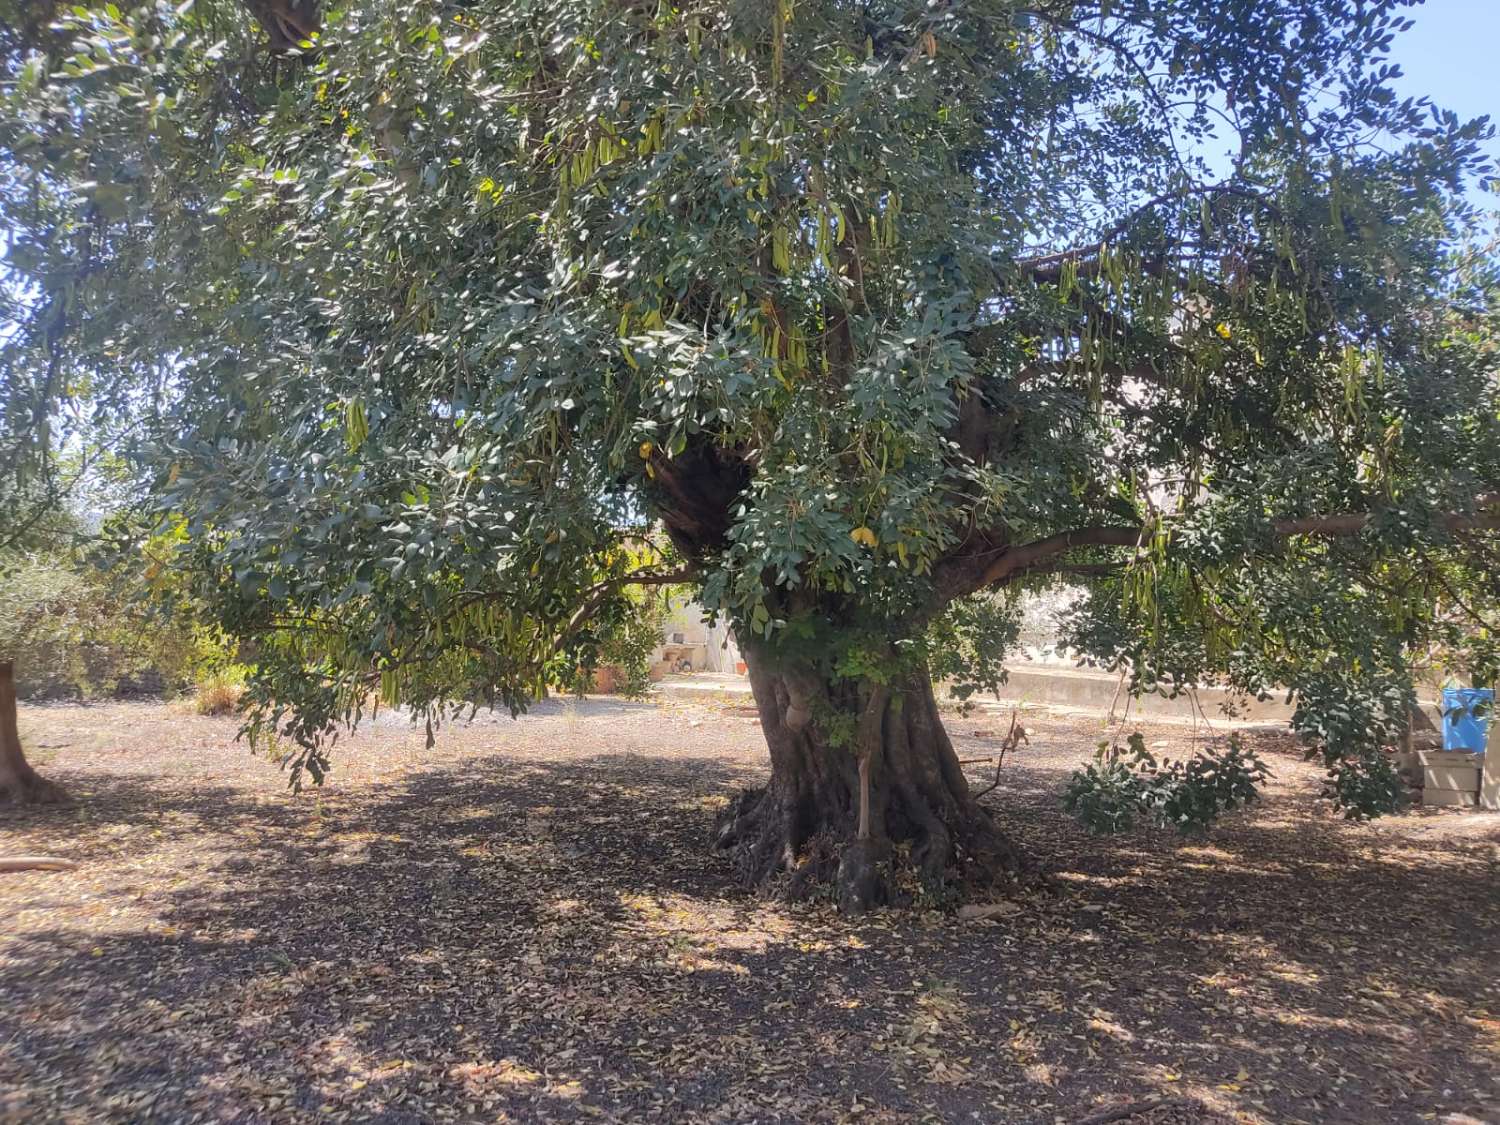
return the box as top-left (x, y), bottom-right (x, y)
top-left (1390, 0), bottom-right (1499, 197)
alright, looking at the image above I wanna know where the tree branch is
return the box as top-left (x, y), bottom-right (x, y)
top-left (546, 567), bottom-right (693, 661)
top-left (1272, 499), bottom-right (1500, 538)
top-left (241, 0), bottom-right (322, 51)
top-left (1034, 562), bottom-right (1128, 580)
top-left (0, 856), bottom-right (77, 873)
top-left (1009, 183), bottom-right (1279, 284)
top-left (961, 494), bottom-right (1500, 597)
top-left (980, 526), bottom-right (1146, 587)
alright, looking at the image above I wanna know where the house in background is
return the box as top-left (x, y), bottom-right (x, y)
top-left (648, 595), bottom-right (743, 678)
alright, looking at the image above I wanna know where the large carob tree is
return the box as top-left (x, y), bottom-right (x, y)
top-left (2, 0), bottom-right (1497, 907)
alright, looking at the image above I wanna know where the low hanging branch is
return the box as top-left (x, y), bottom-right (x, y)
top-left (972, 711), bottom-right (1029, 799)
top-left (980, 526), bottom-right (1147, 588)
top-left (1270, 497), bottom-right (1500, 538)
top-left (546, 566), bottom-right (694, 661)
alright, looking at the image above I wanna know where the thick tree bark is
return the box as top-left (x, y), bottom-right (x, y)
top-left (0, 661), bottom-right (68, 805)
top-left (715, 646), bottom-right (1021, 913)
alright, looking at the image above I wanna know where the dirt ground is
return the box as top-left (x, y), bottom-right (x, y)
top-left (2, 693), bottom-right (1498, 1124)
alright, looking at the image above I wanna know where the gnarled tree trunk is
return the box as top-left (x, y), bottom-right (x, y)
top-left (715, 645), bottom-right (1020, 913)
top-left (0, 660), bottom-right (68, 805)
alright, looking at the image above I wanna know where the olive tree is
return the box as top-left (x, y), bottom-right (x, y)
top-left (2, 0), bottom-right (1497, 907)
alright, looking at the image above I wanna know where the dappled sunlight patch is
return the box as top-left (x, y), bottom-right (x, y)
top-left (1266, 1004), bottom-right (1415, 1049)
top-left (1263, 958), bottom-right (1322, 988)
top-left (1198, 970), bottom-right (1240, 992)
top-left (618, 890), bottom-right (801, 947)
top-left (1175, 844), bottom-right (1294, 880)
top-left (1084, 1009), bottom-right (1136, 1043)
top-left (442, 803), bottom-right (512, 824)
top-left (1050, 869), bottom-right (1144, 890)
top-left (1266, 1008), bottom-right (1362, 1038)
top-left (1005, 1020), bottom-right (1049, 1083)
top-left (866, 979), bottom-right (989, 1089)
top-left (1173, 1082), bottom-right (1250, 1122)
top-left (542, 895), bottom-right (588, 917)
top-left (1101, 1056), bottom-right (1262, 1124)
top-left (686, 793), bottom-right (731, 813)
top-left (1175, 844), bottom-right (1238, 863)
top-left (1464, 1013), bottom-right (1500, 1057)
top-left (449, 1058), bottom-right (545, 1088)
top-left (1417, 988), bottom-right (1470, 1024)
top-left (1194, 936), bottom-right (1324, 996)
top-left (609, 890), bottom-right (827, 975)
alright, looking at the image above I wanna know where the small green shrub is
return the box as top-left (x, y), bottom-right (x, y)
top-left (604, 600), bottom-right (667, 699)
top-left (0, 551), bottom-right (97, 696)
top-left (1063, 754), bottom-right (1148, 835)
top-left (0, 550), bottom-right (197, 697)
top-left (1324, 751), bottom-right (1407, 820)
top-left (1064, 732), bottom-right (1270, 835)
top-left (565, 587), bottom-right (668, 700)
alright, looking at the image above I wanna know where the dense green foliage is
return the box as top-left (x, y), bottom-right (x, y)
top-left (926, 593), bottom-right (1021, 706)
top-left (0, 536), bottom-right (216, 698)
top-left (1064, 731), bottom-right (1272, 835)
top-left (1, 548), bottom-right (143, 695)
top-left (1, 0), bottom-right (1497, 827)
top-left (571, 582), bottom-right (673, 699)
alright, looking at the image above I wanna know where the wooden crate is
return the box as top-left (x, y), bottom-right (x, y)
top-left (1404, 749), bottom-right (1484, 806)
top-left (1423, 788), bottom-right (1478, 808)
top-left (1411, 750), bottom-right (1483, 769)
top-left (1422, 764), bottom-right (1481, 792)
top-left (1485, 720), bottom-right (1500, 810)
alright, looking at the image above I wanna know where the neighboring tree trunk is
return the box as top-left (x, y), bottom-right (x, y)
top-left (0, 660), bottom-right (68, 805)
top-left (716, 644), bottom-right (1021, 913)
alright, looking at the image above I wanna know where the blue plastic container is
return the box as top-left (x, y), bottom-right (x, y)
top-left (1441, 687), bottom-right (1493, 753)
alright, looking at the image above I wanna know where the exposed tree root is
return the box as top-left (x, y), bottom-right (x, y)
top-left (0, 855), bottom-right (78, 873)
top-left (0, 773), bottom-right (71, 806)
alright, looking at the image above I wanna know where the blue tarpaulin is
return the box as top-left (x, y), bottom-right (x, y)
top-left (1442, 687), bottom-right (1493, 754)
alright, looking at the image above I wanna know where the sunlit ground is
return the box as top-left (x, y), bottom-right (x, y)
top-left (3, 696), bottom-right (1497, 1123)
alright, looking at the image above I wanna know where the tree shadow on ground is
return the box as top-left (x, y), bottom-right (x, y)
top-left (2, 730), bottom-right (1498, 1123)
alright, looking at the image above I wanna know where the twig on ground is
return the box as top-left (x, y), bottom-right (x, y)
top-left (0, 856), bottom-right (78, 873)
